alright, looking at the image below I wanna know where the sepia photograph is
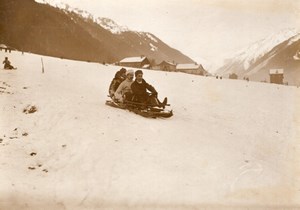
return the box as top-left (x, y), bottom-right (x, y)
top-left (0, 0), bottom-right (300, 209)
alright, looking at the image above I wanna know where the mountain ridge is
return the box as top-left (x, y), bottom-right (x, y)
top-left (0, 0), bottom-right (194, 65)
top-left (216, 29), bottom-right (300, 85)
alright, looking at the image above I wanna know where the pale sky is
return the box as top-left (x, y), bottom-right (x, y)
top-left (39, 0), bottom-right (300, 69)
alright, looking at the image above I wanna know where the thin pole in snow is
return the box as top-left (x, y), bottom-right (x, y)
top-left (41, 57), bottom-right (44, 74)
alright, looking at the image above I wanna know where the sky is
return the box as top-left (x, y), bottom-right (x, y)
top-left (37, 0), bottom-right (300, 69)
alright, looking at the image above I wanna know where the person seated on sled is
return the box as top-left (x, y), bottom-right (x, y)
top-left (114, 69), bottom-right (134, 103)
top-left (3, 57), bottom-right (15, 70)
top-left (131, 70), bottom-right (167, 108)
top-left (108, 68), bottom-right (126, 98)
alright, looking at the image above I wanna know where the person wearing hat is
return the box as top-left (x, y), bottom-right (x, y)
top-left (114, 69), bottom-right (134, 102)
top-left (131, 70), bottom-right (167, 108)
top-left (108, 68), bottom-right (126, 97)
top-left (3, 57), bottom-right (16, 70)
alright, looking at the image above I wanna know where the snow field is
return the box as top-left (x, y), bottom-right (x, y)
top-left (0, 51), bottom-right (299, 209)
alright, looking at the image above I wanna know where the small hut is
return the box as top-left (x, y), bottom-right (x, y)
top-left (229, 73), bottom-right (238, 79)
top-left (269, 69), bottom-right (284, 84)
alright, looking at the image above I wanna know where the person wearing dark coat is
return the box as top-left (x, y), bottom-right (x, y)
top-left (3, 57), bottom-right (15, 70)
top-left (108, 68), bottom-right (126, 97)
top-left (131, 70), bottom-right (167, 108)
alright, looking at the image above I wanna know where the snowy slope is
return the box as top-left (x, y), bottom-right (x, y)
top-left (0, 51), bottom-right (300, 210)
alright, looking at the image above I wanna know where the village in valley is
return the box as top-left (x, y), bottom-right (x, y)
top-left (117, 56), bottom-right (208, 75)
top-left (113, 54), bottom-right (293, 86)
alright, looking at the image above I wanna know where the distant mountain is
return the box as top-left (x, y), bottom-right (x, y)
top-left (0, 0), bottom-right (194, 64)
top-left (216, 29), bottom-right (300, 85)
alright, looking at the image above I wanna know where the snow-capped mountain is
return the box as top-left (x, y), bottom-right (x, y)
top-left (36, 0), bottom-right (130, 34)
top-left (238, 29), bottom-right (297, 70)
top-left (1, 0), bottom-right (193, 64)
top-left (216, 29), bottom-right (300, 85)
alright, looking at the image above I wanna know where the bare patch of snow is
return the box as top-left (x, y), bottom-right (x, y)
top-left (34, 0), bottom-right (47, 3)
top-left (146, 33), bottom-right (158, 43)
top-left (293, 50), bottom-right (300, 60)
top-left (149, 43), bottom-right (158, 51)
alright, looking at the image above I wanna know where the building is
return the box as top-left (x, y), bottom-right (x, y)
top-left (176, 63), bottom-right (206, 75)
top-left (269, 69), bottom-right (284, 84)
top-left (119, 56), bottom-right (151, 69)
top-left (0, 44), bottom-right (13, 53)
top-left (158, 61), bottom-right (176, 71)
top-left (229, 73), bottom-right (238, 79)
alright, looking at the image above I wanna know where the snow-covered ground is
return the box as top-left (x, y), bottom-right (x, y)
top-left (0, 51), bottom-right (300, 210)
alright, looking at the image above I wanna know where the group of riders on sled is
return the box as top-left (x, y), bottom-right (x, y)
top-left (108, 68), bottom-right (168, 110)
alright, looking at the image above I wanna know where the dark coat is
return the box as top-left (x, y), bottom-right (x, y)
top-left (3, 59), bottom-right (13, 69)
top-left (131, 79), bottom-right (157, 103)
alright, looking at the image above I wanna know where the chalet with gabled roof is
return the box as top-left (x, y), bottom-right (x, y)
top-left (158, 61), bottom-right (176, 71)
top-left (119, 56), bottom-right (151, 69)
top-left (0, 44), bottom-right (13, 53)
top-left (176, 63), bottom-right (206, 75)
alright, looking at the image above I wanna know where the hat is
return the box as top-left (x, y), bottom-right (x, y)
top-left (119, 68), bottom-right (126, 74)
top-left (135, 70), bottom-right (143, 77)
top-left (126, 69), bottom-right (134, 75)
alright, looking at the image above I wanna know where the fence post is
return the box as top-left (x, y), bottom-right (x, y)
top-left (41, 57), bottom-right (44, 74)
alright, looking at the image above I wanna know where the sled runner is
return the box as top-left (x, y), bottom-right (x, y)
top-left (105, 98), bottom-right (173, 118)
top-left (2, 67), bottom-right (17, 70)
